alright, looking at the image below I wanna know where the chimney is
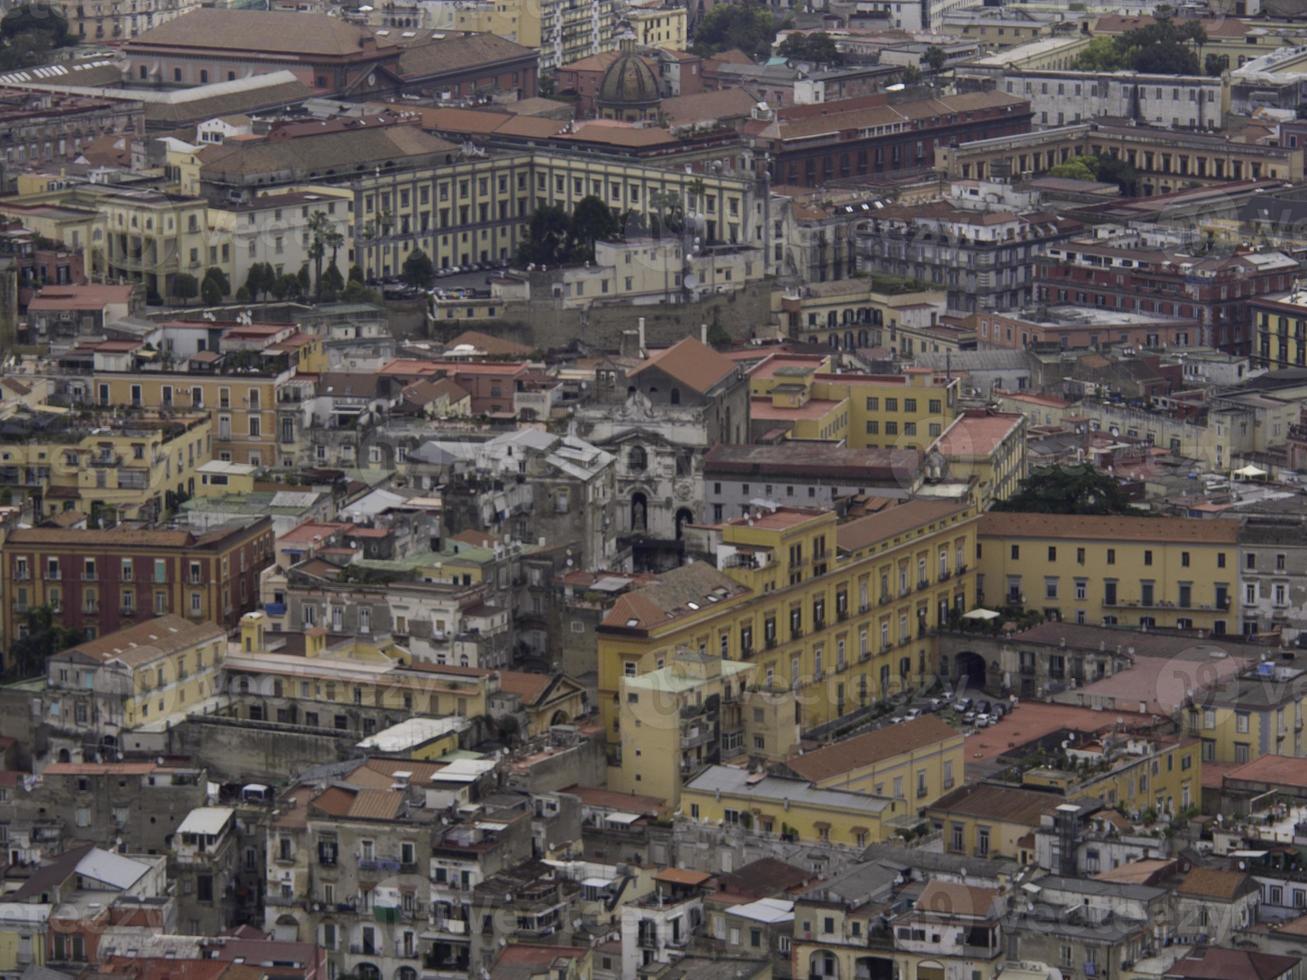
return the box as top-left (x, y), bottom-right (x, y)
top-left (638, 317), bottom-right (646, 356)
top-left (701, 323), bottom-right (708, 345)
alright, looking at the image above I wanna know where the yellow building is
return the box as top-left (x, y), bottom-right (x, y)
top-left (92, 371), bottom-right (285, 467)
top-left (748, 360), bottom-right (960, 451)
top-left (1055, 735), bottom-right (1201, 815)
top-left (0, 906), bottom-right (47, 974)
top-left (777, 280), bottom-right (948, 352)
top-left (598, 500), bottom-right (978, 769)
top-left (612, 649), bottom-right (756, 806)
top-left (926, 783), bottom-right (1054, 862)
top-left (46, 615), bottom-right (227, 732)
top-left (626, 3), bottom-right (687, 50)
top-left (1253, 289), bottom-right (1307, 371)
top-left (0, 411), bottom-right (211, 522)
top-left (680, 763), bottom-right (901, 847)
top-left (782, 714), bottom-right (964, 808)
top-left (1185, 662), bottom-right (1307, 765)
top-left (195, 460), bottom-right (257, 498)
top-left (353, 149), bottom-right (753, 280)
top-left (225, 612), bottom-right (494, 721)
top-left (0, 184), bottom-right (214, 305)
top-left (977, 512), bottom-right (1239, 632)
top-left (932, 410), bottom-right (1027, 508)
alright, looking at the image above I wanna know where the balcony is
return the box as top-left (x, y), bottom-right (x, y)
top-left (917, 579), bottom-right (930, 592)
top-left (89, 453), bottom-right (122, 468)
top-left (348, 944), bottom-right (378, 956)
top-left (939, 570), bottom-right (952, 582)
top-left (879, 594), bottom-right (891, 606)
top-left (265, 601), bottom-right (287, 616)
top-left (837, 608), bottom-right (848, 622)
top-left (358, 856), bottom-right (402, 873)
top-left (764, 636), bottom-right (777, 650)
top-left (791, 628), bottom-right (804, 641)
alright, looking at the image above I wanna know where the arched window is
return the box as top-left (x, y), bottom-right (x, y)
top-left (628, 446), bottom-right (647, 472)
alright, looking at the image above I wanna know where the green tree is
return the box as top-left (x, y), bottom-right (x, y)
top-left (1072, 36), bottom-right (1126, 71)
top-left (568, 195), bottom-right (619, 262)
top-left (778, 31), bottom-right (842, 65)
top-left (1094, 154), bottom-right (1138, 195)
top-left (402, 248), bottom-right (435, 288)
top-left (518, 203), bottom-right (572, 265)
top-left (706, 321), bottom-right (732, 348)
top-left (8, 605), bottom-right (82, 679)
top-left (1205, 53), bottom-right (1229, 76)
top-left (172, 272), bottom-right (198, 306)
top-left (1048, 156), bottom-right (1098, 181)
top-left (993, 464), bottom-right (1135, 515)
top-left (923, 45), bottom-right (947, 73)
top-left (307, 210), bottom-right (345, 299)
top-left (200, 267), bottom-right (229, 306)
top-left (691, 3), bottom-right (786, 60)
top-left (201, 275), bottom-right (224, 307)
top-left (296, 263), bottom-right (311, 295)
top-left (320, 261), bottom-right (345, 300)
top-left (273, 273), bottom-right (301, 301)
top-left (0, 4), bottom-right (75, 71)
top-left (348, 263), bottom-right (365, 284)
top-left (244, 262), bottom-right (275, 301)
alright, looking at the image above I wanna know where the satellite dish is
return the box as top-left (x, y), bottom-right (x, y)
top-left (683, 274), bottom-right (698, 290)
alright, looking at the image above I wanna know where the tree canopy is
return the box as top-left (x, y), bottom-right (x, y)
top-left (0, 4), bottom-right (75, 71)
top-left (778, 31), bottom-right (842, 65)
top-left (1046, 153), bottom-right (1138, 195)
top-left (992, 464), bottom-right (1136, 515)
top-left (402, 248), bottom-right (435, 288)
top-left (9, 606), bottom-right (81, 679)
top-left (1071, 13), bottom-right (1206, 75)
top-left (691, 3), bottom-right (788, 60)
top-left (518, 196), bottom-right (623, 266)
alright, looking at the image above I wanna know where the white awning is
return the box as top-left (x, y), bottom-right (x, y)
top-left (604, 811), bottom-right (641, 825)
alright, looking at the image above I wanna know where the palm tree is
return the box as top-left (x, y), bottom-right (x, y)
top-left (307, 211), bottom-right (346, 299)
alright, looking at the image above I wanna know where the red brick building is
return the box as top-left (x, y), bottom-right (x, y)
top-left (0, 517), bottom-right (274, 648)
top-left (744, 90), bottom-right (1033, 187)
top-left (1036, 237), bottom-right (1301, 355)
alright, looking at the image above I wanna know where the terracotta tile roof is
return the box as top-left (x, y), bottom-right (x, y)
top-left (1165, 947), bottom-right (1297, 979)
top-left (978, 512), bottom-right (1239, 543)
top-left (786, 716), bottom-right (956, 783)
top-left (655, 868), bottom-right (712, 886)
top-left (308, 785), bottom-right (404, 820)
top-left (1176, 867), bottom-right (1255, 901)
top-left (128, 9), bottom-right (376, 56)
top-left (563, 784), bottom-right (666, 815)
top-left (836, 500), bottom-right (970, 553)
top-left (715, 858), bottom-right (818, 898)
top-left (396, 33), bottom-right (534, 79)
top-left (497, 670), bottom-right (555, 706)
top-left (926, 783), bottom-right (1058, 826)
top-left (629, 338), bottom-right (736, 394)
top-left (914, 880), bottom-right (1001, 919)
top-left (29, 284), bottom-right (136, 311)
top-left (935, 411), bottom-right (1024, 458)
top-left (55, 616), bottom-right (224, 667)
top-left (600, 561), bottom-right (749, 631)
top-left (1092, 858), bottom-right (1176, 886)
top-left (1224, 754), bottom-right (1307, 790)
top-left (660, 87), bottom-right (757, 127)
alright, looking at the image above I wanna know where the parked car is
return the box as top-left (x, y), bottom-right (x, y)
top-left (954, 698), bottom-right (973, 713)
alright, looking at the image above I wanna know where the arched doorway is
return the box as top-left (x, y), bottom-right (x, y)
top-left (808, 950), bottom-right (840, 980)
top-left (954, 651), bottom-right (986, 693)
top-left (675, 507), bottom-right (694, 540)
top-left (631, 492), bottom-right (648, 532)
top-left (396, 968), bottom-right (417, 980)
top-left (357, 965), bottom-right (380, 980)
top-left (272, 914), bottom-right (299, 942)
top-left (550, 709), bottom-right (570, 726)
top-left (854, 956), bottom-right (895, 980)
top-left (56, 748), bottom-right (70, 764)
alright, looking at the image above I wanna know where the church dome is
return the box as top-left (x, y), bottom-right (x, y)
top-left (597, 50), bottom-right (660, 110)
